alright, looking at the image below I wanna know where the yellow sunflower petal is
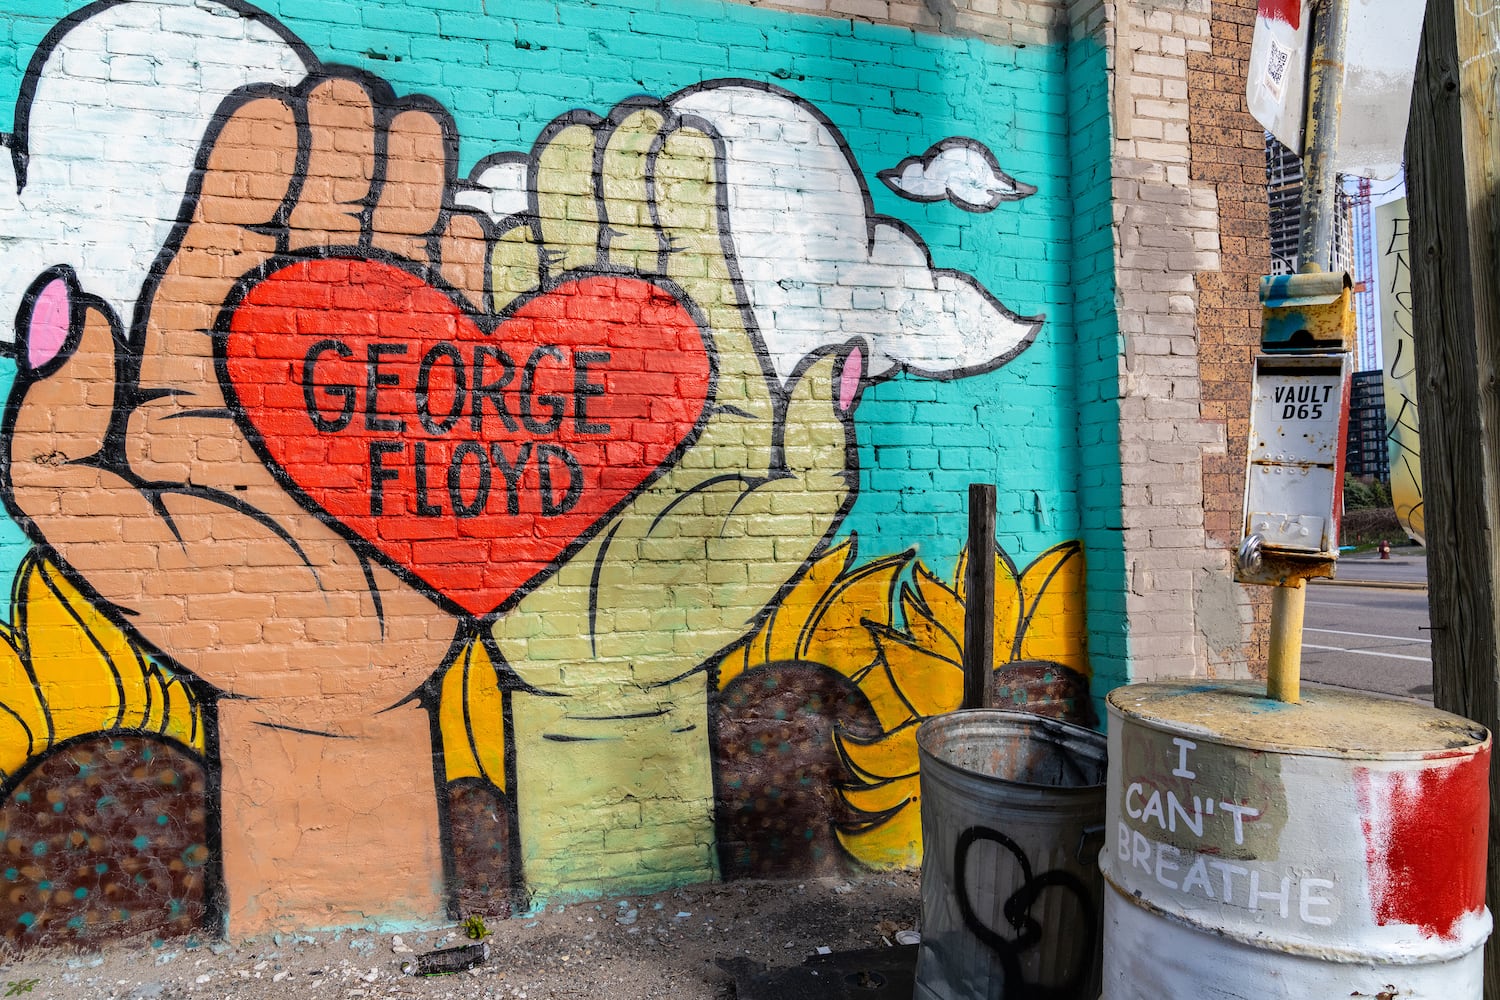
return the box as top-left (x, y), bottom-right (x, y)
top-left (712, 641), bottom-right (754, 691)
top-left (898, 584), bottom-right (962, 666)
top-left (800, 551), bottom-right (910, 679)
top-left (953, 545), bottom-right (1021, 601)
top-left (152, 667), bottom-right (204, 752)
top-left (908, 562), bottom-right (966, 650)
top-left (38, 558), bottom-right (158, 733)
top-left (21, 557), bottom-right (135, 739)
top-left (869, 626), bottom-right (964, 720)
top-left (440, 647), bottom-right (480, 783)
top-left (0, 628), bottom-right (38, 780)
top-left (835, 801), bottom-right (923, 869)
top-left (839, 774), bottom-right (917, 816)
top-left (835, 721), bottom-right (920, 783)
top-left (440, 637), bottom-right (508, 791)
top-left (1016, 542), bottom-right (1090, 676)
top-left (760, 537), bottom-right (858, 667)
top-left (991, 554), bottom-right (1024, 665)
top-left (849, 657), bottom-right (919, 733)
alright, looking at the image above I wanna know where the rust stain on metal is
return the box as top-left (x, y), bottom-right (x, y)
top-left (1107, 683), bottom-right (1490, 759)
top-left (1259, 271), bottom-right (1358, 351)
top-left (1234, 549), bottom-right (1336, 588)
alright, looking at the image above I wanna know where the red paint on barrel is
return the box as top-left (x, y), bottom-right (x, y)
top-left (1257, 0), bottom-right (1301, 29)
top-left (1355, 747), bottom-right (1490, 939)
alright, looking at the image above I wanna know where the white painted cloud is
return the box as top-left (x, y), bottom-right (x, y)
top-left (669, 85), bottom-right (1040, 385)
top-left (878, 138), bottom-right (1036, 213)
top-left (456, 155), bottom-right (530, 223)
top-left (4, 8), bottom-right (1035, 388)
top-left (0, 0), bottom-right (309, 345)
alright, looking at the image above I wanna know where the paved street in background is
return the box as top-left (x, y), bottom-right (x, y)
top-left (1303, 549), bottom-right (1432, 702)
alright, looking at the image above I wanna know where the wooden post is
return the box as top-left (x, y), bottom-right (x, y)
top-left (1407, 1), bottom-right (1500, 993)
top-left (963, 484), bottom-right (996, 711)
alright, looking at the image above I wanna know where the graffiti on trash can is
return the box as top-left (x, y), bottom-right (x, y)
top-left (954, 825), bottom-right (1097, 1000)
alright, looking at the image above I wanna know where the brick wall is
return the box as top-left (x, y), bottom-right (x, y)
top-left (1190, 0), bottom-right (1273, 669)
top-left (1074, 0), bottom-right (1267, 683)
top-left (0, 0), bottom-right (1262, 950)
top-left (0, 0), bottom-right (1105, 944)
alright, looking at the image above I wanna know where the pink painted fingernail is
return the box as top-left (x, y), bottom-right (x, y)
top-left (27, 278), bottom-right (71, 373)
top-left (836, 344), bottom-right (864, 416)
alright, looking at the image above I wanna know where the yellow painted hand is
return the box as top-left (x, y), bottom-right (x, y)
top-left (486, 101), bottom-right (864, 899)
top-left (489, 102), bottom-right (864, 694)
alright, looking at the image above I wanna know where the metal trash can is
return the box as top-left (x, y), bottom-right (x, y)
top-left (914, 710), bottom-right (1107, 1000)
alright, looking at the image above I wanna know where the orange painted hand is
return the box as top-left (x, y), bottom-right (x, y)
top-left (4, 75), bottom-right (503, 732)
top-left (3, 73), bottom-right (495, 931)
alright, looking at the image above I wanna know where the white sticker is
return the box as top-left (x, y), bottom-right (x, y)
top-left (1264, 36), bottom-right (1292, 101)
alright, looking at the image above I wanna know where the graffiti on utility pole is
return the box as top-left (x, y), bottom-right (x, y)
top-left (1375, 199), bottom-right (1422, 543)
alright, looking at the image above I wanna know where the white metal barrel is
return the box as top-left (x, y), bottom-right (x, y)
top-left (915, 710), bottom-right (1107, 1000)
top-left (1102, 683), bottom-right (1491, 998)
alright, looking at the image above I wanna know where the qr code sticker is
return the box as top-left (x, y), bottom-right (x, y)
top-left (1264, 37), bottom-right (1291, 101)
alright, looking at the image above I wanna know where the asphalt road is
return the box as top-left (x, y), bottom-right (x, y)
top-left (1302, 550), bottom-right (1432, 702)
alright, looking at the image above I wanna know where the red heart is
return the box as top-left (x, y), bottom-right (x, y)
top-left (222, 257), bottom-right (713, 618)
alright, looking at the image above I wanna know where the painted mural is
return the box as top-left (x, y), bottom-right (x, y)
top-left (1376, 198), bottom-right (1422, 543)
top-left (0, 0), bottom-right (1093, 943)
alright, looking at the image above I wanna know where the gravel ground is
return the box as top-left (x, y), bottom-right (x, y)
top-left (0, 872), bottom-right (921, 999)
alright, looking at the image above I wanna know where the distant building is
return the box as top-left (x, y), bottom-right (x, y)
top-left (1347, 369), bottom-right (1391, 481)
top-left (1266, 138), bottom-right (1381, 370)
top-left (1266, 137), bottom-right (1304, 276)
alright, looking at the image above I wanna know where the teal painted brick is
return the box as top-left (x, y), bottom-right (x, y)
top-left (292, 0), bottom-right (365, 26)
top-left (552, 3), bottom-right (641, 31)
top-left (693, 20), bottom-right (768, 46)
top-left (712, 45), bottom-right (800, 76)
top-left (435, 11), bottom-right (513, 39)
top-left (656, 40), bottom-right (730, 69)
top-left (1015, 87), bottom-right (1067, 117)
top-left (893, 45), bottom-right (941, 70)
top-left (920, 491), bottom-right (963, 515)
top-left (858, 107), bottom-right (928, 134)
top-left (508, 24), bottom-right (590, 51)
top-left (912, 70), bottom-right (950, 95)
top-left (850, 19), bottom-right (911, 44)
top-left (827, 80), bottom-right (877, 109)
top-left (363, 6), bottom-right (440, 33)
top-left (408, 35), bottom-right (489, 64)
top-left (783, 78), bottom-right (833, 103)
top-left (830, 38), bottom-right (898, 67)
top-left (626, 10), bottom-right (705, 37)
top-left (791, 54), bottom-right (878, 81)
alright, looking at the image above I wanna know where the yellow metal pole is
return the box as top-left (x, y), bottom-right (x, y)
top-left (1266, 579), bottom-right (1307, 703)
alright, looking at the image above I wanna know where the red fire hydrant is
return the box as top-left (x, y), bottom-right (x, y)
top-left (1379, 539), bottom-right (1391, 559)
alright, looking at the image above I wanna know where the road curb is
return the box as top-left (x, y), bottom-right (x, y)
top-left (1310, 579), bottom-right (1428, 592)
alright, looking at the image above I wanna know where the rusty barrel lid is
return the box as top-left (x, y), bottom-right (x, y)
top-left (1108, 682), bottom-right (1489, 760)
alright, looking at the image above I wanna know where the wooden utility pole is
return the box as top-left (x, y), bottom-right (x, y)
top-left (962, 483), bottom-right (996, 710)
top-left (1406, 0), bottom-right (1500, 992)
